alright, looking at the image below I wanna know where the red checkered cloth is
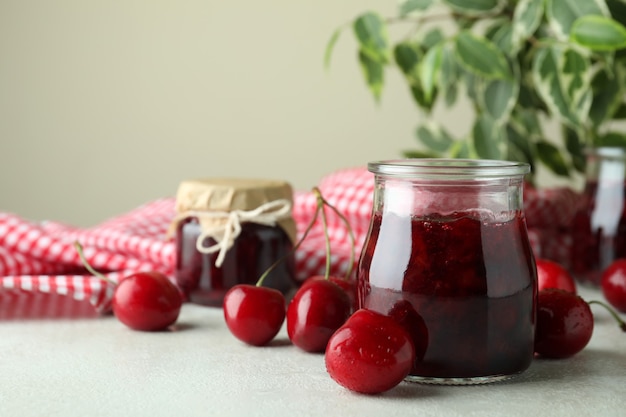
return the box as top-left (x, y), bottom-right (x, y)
top-left (0, 167), bottom-right (577, 319)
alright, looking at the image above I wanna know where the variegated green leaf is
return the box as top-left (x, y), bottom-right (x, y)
top-left (563, 126), bottom-right (586, 172)
top-left (455, 31), bottom-right (512, 79)
top-left (590, 65), bottom-right (625, 126)
top-left (483, 76), bottom-right (520, 125)
top-left (443, 0), bottom-right (504, 16)
top-left (532, 44), bottom-right (591, 127)
top-left (353, 12), bottom-right (391, 63)
top-left (506, 123), bottom-right (536, 172)
top-left (358, 49), bottom-right (385, 101)
top-left (571, 15), bottom-right (626, 51)
top-left (402, 149), bottom-right (441, 158)
top-left (472, 115), bottom-right (505, 159)
top-left (536, 141), bottom-right (570, 176)
top-left (410, 84), bottom-right (437, 110)
top-left (399, 0), bottom-right (435, 17)
top-left (394, 42), bottom-right (421, 79)
top-left (439, 44), bottom-right (459, 92)
top-left (546, 0), bottom-right (609, 40)
top-left (449, 139), bottom-right (473, 159)
top-left (512, 0), bottom-right (544, 49)
top-left (422, 28), bottom-right (445, 50)
top-left (415, 123), bottom-right (455, 153)
top-left (490, 22), bottom-right (516, 56)
top-left (597, 131), bottom-right (626, 147)
top-left (419, 43), bottom-right (443, 103)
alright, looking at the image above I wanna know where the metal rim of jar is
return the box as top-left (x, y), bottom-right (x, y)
top-left (368, 159), bottom-right (530, 179)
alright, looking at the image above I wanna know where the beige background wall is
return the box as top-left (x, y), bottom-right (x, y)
top-left (0, 1), bottom-right (561, 227)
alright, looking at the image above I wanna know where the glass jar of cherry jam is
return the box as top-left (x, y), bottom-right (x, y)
top-left (357, 159), bottom-right (536, 385)
top-left (173, 178), bottom-right (298, 307)
top-left (571, 147), bottom-right (626, 286)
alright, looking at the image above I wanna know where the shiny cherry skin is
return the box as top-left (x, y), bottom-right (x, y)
top-left (223, 285), bottom-right (286, 346)
top-left (286, 278), bottom-right (351, 353)
top-left (601, 259), bottom-right (626, 313)
top-left (534, 289), bottom-right (593, 359)
top-left (325, 309), bottom-right (415, 394)
top-left (112, 271), bottom-right (183, 331)
top-left (303, 275), bottom-right (357, 314)
top-left (536, 259), bottom-right (577, 293)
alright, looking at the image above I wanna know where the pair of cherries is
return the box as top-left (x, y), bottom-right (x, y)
top-left (223, 188), bottom-right (418, 394)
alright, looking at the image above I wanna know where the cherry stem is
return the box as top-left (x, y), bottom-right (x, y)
top-left (73, 241), bottom-right (116, 286)
top-left (588, 300), bottom-right (626, 332)
top-left (314, 188), bottom-right (332, 281)
top-left (255, 199), bottom-right (321, 287)
top-left (317, 192), bottom-right (355, 281)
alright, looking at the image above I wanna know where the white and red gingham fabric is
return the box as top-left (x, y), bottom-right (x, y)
top-left (0, 166), bottom-right (577, 319)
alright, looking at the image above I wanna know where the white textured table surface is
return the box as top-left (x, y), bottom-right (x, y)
top-left (1, 286), bottom-right (624, 417)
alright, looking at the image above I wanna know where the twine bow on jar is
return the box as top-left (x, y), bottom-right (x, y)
top-left (172, 199), bottom-right (293, 267)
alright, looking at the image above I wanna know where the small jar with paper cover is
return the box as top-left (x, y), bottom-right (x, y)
top-left (172, 178), bottom-right (298, 307)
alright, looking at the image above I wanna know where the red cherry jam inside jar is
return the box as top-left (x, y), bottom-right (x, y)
top-left (173, 178), bottom-right (298, 307)
top-left (357, 159), bottom-right (536, 385)
top-left (571, 147), bottom-right (626, 286)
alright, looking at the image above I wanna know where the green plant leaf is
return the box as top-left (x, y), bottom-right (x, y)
top-left (324, 27), bottom-right (343, 69)
top-left (536, 141), bottom-right (570, 176)
top-left (490, 22), bottom-right (516, 56)
top-left (483, 77), bottom-right (519, 125)
top-left (419, 43), bottom-right (443, 103)
top-left (532, 44), bottom-right (591, 127)
top-left (353, 12), bottom-right (391, 63)
top-left (472, 115), bottom-right (504, 159)
top-left (614, 102), bottom-right (626, 118)
top-left (590, 65), bottom-right (625, 126)
top-left (455, 31), bottom-right (512, 79)
top-left (571, 15), bottom-right (626, 51)
top-left (546, 0), bottom-right (609, 39)
top-left (439, 44), bottom-right (459, 92)
top-left (422, 28), bottom-right (445, 51)
top-left (403, 149), bottom-right (441, 158)
top-left (394, 42), bottom-right (421, 79)
top-left (597, 131), bottom-right (626, 147)
top-left (398, 0), bottom-right (435, 17)
top-left (443, 0), bottom-right (504, 16)
top-left (410, 84), bottom-right (437, 111)
top-left (358, 49), bottom-right (385, 101)
top-left (607, 0), bottom-right (626, 27)
top-left (449, 139), bottom-right (473, 158)
top-left (563, 126), bottom-right (586, 172)
top-left (415, 123), bottom-right (455, 153)
top-left (506, 123), bottom-right (536, 171)
top-left (512, 0), bottom-right (544, 49)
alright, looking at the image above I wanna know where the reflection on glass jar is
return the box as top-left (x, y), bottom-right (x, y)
top-left (357, 159), bottom-right (536, 385)
top-left (571, 147), bottom-right (626, 286)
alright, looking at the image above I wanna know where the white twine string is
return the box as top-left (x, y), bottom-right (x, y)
top-left (175, 199), bottom-right (292, 268)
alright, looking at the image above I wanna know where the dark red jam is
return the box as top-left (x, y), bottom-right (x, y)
top-left (175, 217), bottom-right (297, 307)
top-left (358, 211), bottom-right (536, 380)
top-left (571, 180), bottom-right (626, 286)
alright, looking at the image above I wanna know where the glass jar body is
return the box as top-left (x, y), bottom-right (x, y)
top-left (357, 160), bottom-right (536, 384)
top-left (571, 147), bottom-right (626, 286)
top-left (175, 218), bottom-right (297, 307)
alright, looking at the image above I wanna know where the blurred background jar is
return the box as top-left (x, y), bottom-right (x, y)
top-left (571, 147), bottom-right (626, 286)
top-left (172, 178), bottom-right (298, 307)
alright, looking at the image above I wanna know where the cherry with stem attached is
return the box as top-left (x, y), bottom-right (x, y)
top-left (75, 242), bottom-right (182, 331)
top-left (286, 187), bottom-right (354, 353)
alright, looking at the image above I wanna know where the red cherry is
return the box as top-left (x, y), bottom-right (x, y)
top-left (534, 289), bottom-right (593, 359)
top-left (601, 259), bottom-right (626, 313)
top-left (286, 279), bottom-right (351, 353)
top-left (387, 299), bottom-right (428, 363)
top-left (325, 309), bottom-right (415, 394)
top-left (113, 271), bottom-right (183, 332)
top-left (223, 285), bottom-right (286, 346)
top-left (304, 275), bottom-right (357, 313)
top-left (536, 259), bottom-right (577, 293)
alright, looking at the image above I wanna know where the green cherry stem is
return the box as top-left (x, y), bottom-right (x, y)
top-left (588, 300), bottom-right (626, 332)
top-left (73, 241), bottom-right (116, 286)
top-left (314, 187), bottom-right (332, 281)
top-left (318, 194), bottom-right (356, 281)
